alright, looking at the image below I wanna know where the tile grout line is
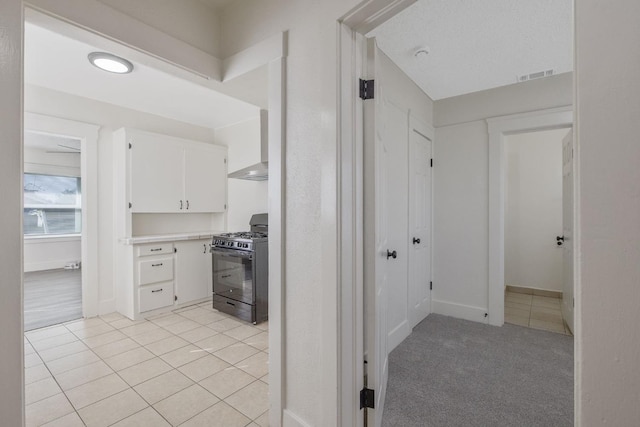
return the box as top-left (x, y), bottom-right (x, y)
top-left (26, 299), bottom-right (270, 426)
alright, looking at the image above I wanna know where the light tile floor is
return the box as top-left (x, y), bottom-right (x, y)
top-left (504, 291), bottom-right (572, 335)
top-left (24, 299), bottom-right (269, 427)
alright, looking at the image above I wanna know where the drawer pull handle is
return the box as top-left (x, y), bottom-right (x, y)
top-left (150, 248), bottom-right (162, 252)
top-left (221, 274), bottom-right (231, 279)
top-left (226, 301), bottom-right (235, 306)
top-left (151, 263), bottom-right (163, 267)
top-left (151, 288), bottom-right (163, 293)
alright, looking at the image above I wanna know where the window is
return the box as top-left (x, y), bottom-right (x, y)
top-left (24, 173), bottom-right (81, 236)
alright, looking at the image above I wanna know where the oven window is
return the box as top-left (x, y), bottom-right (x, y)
top-left (212, 250), bottom-right (253, 304)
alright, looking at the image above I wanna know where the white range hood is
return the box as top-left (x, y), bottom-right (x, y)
top-left (228, 110), bottom-right (268, 181)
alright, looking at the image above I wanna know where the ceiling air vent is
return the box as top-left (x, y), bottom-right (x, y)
top-left (517, 69), bottom-right (554, 83)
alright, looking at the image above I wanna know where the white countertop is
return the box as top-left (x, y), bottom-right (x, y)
top-left (120, 230), bottom-right (224, 245)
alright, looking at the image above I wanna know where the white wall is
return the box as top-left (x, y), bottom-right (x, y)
top-left (575, 0), bottom-right (640, 424)
top-left (220, 1), bottom-right (360, 424)
top-left (505, 128), bottom-right (568, 292)
top-left (215, 116), bottom-right (268, 231)
top-left (0, 0), bottom-right (24, 423)
top-left (24, 236), bottom-right (81, 272)
top-left (25, 84), bottom-right (217, 314)
top-left (432, 74), bottom-right (573, 322)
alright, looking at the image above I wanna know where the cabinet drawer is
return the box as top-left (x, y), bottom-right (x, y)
top-left (137, 243), bottom-right (174, 257)
top-left (138, 257), bottom-right (174, 285)
top-left (139, 282), bottom-right (174, 312)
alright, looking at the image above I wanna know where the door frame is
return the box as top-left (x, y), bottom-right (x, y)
top-left (24, 113), bottom-right (100, 318)
top-left (337, 1), bottom-right (419, 425)
top-left (486, 106), bottom-right (573, 326)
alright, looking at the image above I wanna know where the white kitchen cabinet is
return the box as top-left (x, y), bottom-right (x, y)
top-left (184, 145), bottom-right (227, 213)
top-left (129, 132), bottom-right (184, 213)
top-left (133, 243), bottom-right (176, 316)
top-left (174, 239), bottom-right (213, 304)
top-left (116, 237), bottom-right (215, 320)
top-left (123, 129), bottom-right (227, 213)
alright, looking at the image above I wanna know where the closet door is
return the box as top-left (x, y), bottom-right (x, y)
top-left (408, 116), bottom-right (433, 328)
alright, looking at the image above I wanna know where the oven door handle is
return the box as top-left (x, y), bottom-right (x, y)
top-left (211, 247), bottom-right (253, 259)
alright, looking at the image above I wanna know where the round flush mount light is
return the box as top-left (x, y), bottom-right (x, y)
top-left (88, 52), bottom-right (134, 74)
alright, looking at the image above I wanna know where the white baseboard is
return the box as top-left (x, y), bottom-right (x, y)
top-left (24, 261), bottom-right (71, 272)
top-left (388, 320), bottom-right (411, 353)
top-left (283, 409), bottom-right (312, 427)
top-left (432, 299), bottom-right (489, 324)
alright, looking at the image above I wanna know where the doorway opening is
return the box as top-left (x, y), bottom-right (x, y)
top-left (338, 0), bottom-right (575, 425)
top-left (22, 6), bottom-right (285, 426)
top-left (23, 132), bottom-right (84, 331)
top-left (503, 127), bottom-right (573, 335)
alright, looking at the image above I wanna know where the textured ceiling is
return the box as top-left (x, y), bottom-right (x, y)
top-left (25, 23), bottom-right (260, 130)
top-left (197, 0), bottom-right (236, 11)
top-left (368, 0), bottom-right (573, 100)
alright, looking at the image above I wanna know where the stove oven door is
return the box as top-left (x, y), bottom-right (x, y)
top-left (211, 247), bottom-right (254, 305)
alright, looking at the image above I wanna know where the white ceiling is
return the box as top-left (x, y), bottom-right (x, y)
top-left (25, 23), bottom-right (261, 130)
top-left (197, 0), bottom-right (237, 11)
top-left (368, 0), bottom-right (573, 100)
top-left (25, 132), bottom-right (80, 152)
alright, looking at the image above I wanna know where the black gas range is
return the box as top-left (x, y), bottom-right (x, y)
top-left (210, 214), bottom-right (268, 324)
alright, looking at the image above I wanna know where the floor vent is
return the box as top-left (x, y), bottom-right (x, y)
top-left (518, 69), bottom-right (554, 83)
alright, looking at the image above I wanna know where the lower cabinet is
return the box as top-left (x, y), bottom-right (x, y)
top-left (118, 238), bottom-right (213, 320)
top-left (139, 282), bottom-right (174, 312)
top-left (174, 240), bottom-right (212, 305)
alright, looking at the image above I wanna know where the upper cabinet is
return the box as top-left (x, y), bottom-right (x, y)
top-left (184, 144), bottom-right (226, 213)
top-left (119, 129), bottom-right (227, 214)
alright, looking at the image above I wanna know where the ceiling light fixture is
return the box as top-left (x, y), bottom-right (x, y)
top-left (88, 52), bottom-right (134, 74)
top-left (414, 47), bottom-right (430, 58)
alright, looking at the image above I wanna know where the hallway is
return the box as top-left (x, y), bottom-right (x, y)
top-left (382, 314), bottom-right (573, 426)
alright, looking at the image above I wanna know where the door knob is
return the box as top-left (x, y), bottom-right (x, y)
top-left (386, 250), bottom-right (397, 260)
top-left (412, 237), bottom-right (421, 245)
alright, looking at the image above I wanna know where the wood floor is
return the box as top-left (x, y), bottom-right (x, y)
top-left (24, 269), bottom-right (82, 331)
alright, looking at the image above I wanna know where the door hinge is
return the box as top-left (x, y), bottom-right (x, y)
top-left (360, 388), bottom-right (375, 409)
top-left (174, 295), bottom-right (178, 302)
top-left (430, 158), bottom-right (433, 167)
top-left (359, 79), bottom-right (374, 100)
top-left (224, 204), bottom-right (227, 210)
top-left (430, 281), bottom-right (433, 290)
top-left (224, 158), bottom-right (227, 164)
top-left (128, 202), bottom-right (132, 209)
top-left (174, 247), bottom-right (177, 253)
top-left (129, 143), bottom-right (132, 149)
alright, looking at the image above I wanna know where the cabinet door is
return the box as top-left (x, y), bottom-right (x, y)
top-left (175, 240), bottom-right (211, 304)
top-left (130, 133), bottom-right (184, 213)
top-left (184, 145), bottom-right (226, 213)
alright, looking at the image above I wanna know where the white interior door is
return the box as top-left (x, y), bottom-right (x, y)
top-left (561, 130), bottom-right (574, 333)
top-left (408, 117), bottom-right (432, 328)
top-left (363, 39), bottom-right (387, 427)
